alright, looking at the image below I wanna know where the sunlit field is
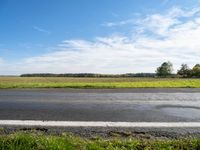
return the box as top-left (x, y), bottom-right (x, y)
top-left (0, 77), bottom-right (200, 88)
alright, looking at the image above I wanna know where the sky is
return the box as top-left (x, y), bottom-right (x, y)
top-left (0, 0), bottom-right (200, 75)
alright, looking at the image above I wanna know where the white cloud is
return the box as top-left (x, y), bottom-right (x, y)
top-left (138, 14), bottom-right (179, 36)
top-left (2, 7), bottom-right (200, 74)
top-left (136, 7), bottom-right (200, 36)
top-left (7, 35), bottom-right (163, 74)
top-left (33, 26), bottom-right (51, 34)
top-left (102, 19), bottom-right (135, 27)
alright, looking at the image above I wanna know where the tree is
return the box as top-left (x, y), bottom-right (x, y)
top-left (156, 61), bottom-right (173, 77)
top-left (177, 64), bottom-right (191, 77)
top-left (192, 64), bottom-right (200, 77)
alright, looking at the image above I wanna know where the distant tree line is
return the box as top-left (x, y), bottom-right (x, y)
top-left (20, 62), bottom-right (200, 78)
top-left (20, 73), bottom-right (156, 78)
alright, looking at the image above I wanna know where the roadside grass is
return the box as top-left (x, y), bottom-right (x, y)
top-left (0, 77), bottom-right (200, 89)
top-left (0, 132), bottom-right (200, 150)
top-left (0, 77), bottom-right (200, 88)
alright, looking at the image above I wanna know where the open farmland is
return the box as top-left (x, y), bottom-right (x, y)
top-left (0, 77), bottom-right (200, 88)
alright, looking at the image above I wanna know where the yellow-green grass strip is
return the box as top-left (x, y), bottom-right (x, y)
top-left (0, 77), bottom-right (200, 88)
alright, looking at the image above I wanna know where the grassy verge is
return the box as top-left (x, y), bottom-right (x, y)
top-left (0, 132), bottom-right (199, 150)
top-left (0, 77), bottom-right (200, 88)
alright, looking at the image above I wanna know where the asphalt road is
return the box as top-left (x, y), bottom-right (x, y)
top-left (0, 88), bottom-right (200, 122)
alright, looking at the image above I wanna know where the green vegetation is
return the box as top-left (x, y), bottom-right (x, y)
top-left (0, 132), bottom-right (199, 150)
top-left (156, 61), bottom-right (173, 77)
top-left (0, 77), bottom-right (200, 88)
top-left (156, 62), bottom-right (200, 78)
top-left (177, 64), bottom-right (200, 78)
top-left (177, 64), bottom-right (191, 78)
top-left (20, 62), bottom-right (200, 78)
top-left (20, 73), bottom-right (156, 78)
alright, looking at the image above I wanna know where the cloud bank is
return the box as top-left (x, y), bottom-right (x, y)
top-left (1, 7), bottom-right (200, 75)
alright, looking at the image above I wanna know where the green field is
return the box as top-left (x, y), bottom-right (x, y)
top-left (0, 77), bottom-right (200, 88)
top-left (0, 132), bottom-right (199, 150)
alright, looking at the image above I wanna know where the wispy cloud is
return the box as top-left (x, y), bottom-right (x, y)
top-left (103, 7), bottom-right (200, 30)
top-left (102, 19), bottom-right (135, 27)
top-left (1, 6), bottom-right (200, 74)
top-left (33, 26), bottom-right (51, 34)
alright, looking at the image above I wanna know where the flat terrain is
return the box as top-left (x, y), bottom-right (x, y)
top-left (1, 77), bottom-right (200, 88)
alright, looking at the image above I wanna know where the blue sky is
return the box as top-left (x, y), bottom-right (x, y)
top-left (0, 0), bottom-right (200, 74)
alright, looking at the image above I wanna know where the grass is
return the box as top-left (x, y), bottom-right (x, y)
top-left (0, 77), bottom-right (200, 88)
top-left (0, 132), bottom-right (200, 150)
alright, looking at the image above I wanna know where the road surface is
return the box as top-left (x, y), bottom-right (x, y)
top-left (0, 88), bottom-right (200, 122)
top-left (1, 88), bottom-right (200, 138)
